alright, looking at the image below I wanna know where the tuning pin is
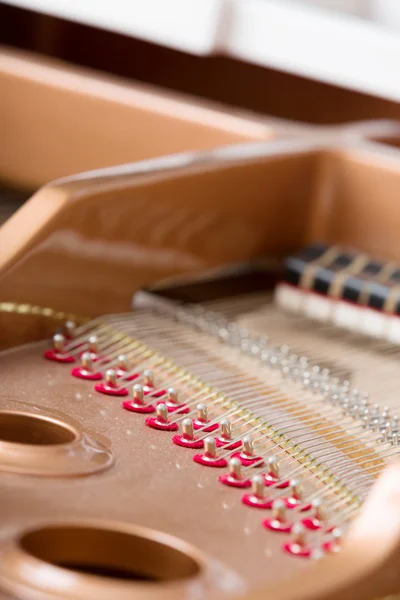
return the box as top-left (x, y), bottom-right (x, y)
top-left (77, 334), bottom-right (104, 363)
top-left (64, 320), bottom-right (76, 339)
top-left (53, 333), bottom-right (65, 353)
top-left (378, 421), bottom-right (392, 443)
top-left (182, 418), bottom-right (194, 439)
top-left (231, 435), bottom-right (264, 467)
top-left (243, 436), bottom-right (256, 456)
top-left (264, 455), bottom-right (289, 488)
top-left (292, 524), bottom-right (308, 546)
top-left (87, 335), bottom-right (100, 359)
top-left (219, 457), bottom-right (251, 488)
top-left (71, 351), bottom-right (103, 380)
top-left (322, 527), bottom-right (342, 553)
top-left (164, 388), bottom-right (189, 414)
top-left (193, 437), bottom-right (228, 468)
top-left (283, 479), bottom-right (311, 511)
top-left (155, 403), bottom-right (169, 424)
top-left (283, 523), bottom-right (312, 557)
top-left (146, 403), bottom-right (179, 431)
top-left (95, 368), bottom-right (129, 397)
top-left (81, 352), bottom-right (93, 372)
top-left (133, 384), bottom-right (145, 404)
top-left (267, 455), bottom-right (279, 478)
top-left (122, 383), bottom-right (155, 413)
top-left (172, 418), bottom-right (204, 449)
top-left (193, 404), bottom-right (219, 433)
top-left (142, 370), bottom-right (166, 398)
top-left (216, 420), bottom-right (241, 450)
top-left (117, 354), bottom-right (128, 371)
top-left (263, 499), bottom-right (292, 533)
top-left (302, 499), bottom-right (326, 531)
top-left (114, 354), bottom-right (140, 381)
top-left (106, 369), bottom-right (118, 387)
top-left (220, 419), bottom-right (232, 440)
top-left (143, 370), bottom-right (154, 390)
top-left (44, 333), bottom-right (75, 363)
top-left (242, 475), bottom-right (273, 508)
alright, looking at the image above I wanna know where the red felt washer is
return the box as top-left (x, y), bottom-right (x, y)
top-left (242, 493), bottom-right (273, 509)
top-left (44, 350), bottom-right (75, 363)
top-left (193, 454), bottom-right (228, 468)
top-left (283, 497), bottom-right (312, 511)
top-left (122, 401), bottom-right (155, 414)
top-left (283, 542), bottom-right (312, 558)
top-left (95, 382), bottom-right (128, 397)
top-left (71, 367), bottom-right (103, 381)
top-left (322, 539), bottom-right (340, 553)
top-left (263, 518), bottom-right (292, 533)
top-left (117, 370), bottom-right (140, 382)
top-left (193, 419), bottom-right (219, 433)
top-left (164, 402), bottom-right (190, 414)
top-left (216, 437), bottom-right (242, 450)
top-left (302, 517), bottom-right (324, 531)
top-left (218, 473), bottom-right (251, 489)
top-left (148, 388), bottom-right (167, 399)
top-left (172, 435), bottom-right (204, 449)
top-left (231, 451), bottom-right (264, 467)
top-left (264, 474), bottom-right (290, 489)
top-left (78, 351), bottom-right (103, 363)
top-left (145, 417), bottom-right (179, 432)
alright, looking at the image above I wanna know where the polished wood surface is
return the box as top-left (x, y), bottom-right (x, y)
top-left (2, 127), bottom-right (400, 317)
top-left (0, 142), bottom-right (318, 315)
top-left (0, 47), bottom-right (272, 190)
top-left (2, 47), bottom-right (400, 599)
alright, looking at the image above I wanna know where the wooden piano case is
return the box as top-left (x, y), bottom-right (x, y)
top-left (2, 17), bottom-right (400, 600)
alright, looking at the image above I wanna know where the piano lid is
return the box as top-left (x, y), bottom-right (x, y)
top-left (2, 0), bottom-right (400, 102)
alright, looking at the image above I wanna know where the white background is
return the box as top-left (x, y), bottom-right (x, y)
top-left (3, 0), bottom-right (400, 102)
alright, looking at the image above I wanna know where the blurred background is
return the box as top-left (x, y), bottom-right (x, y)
top-left (1, 0), bottom-right (400, 223)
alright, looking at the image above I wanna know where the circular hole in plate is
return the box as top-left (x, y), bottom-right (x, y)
top-left (19, 524), bottom-right (201, 583)
top-left (0, 411), bottom-right (112, 477)
top-left (0, 411), bottom-right (77, 446)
